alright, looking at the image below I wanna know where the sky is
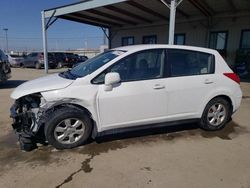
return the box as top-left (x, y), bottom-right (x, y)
top-left (0, 0), bottom-right (104, 52)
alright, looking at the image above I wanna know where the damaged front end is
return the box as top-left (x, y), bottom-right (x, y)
top-left (10, 93), bottom-right (48, 151)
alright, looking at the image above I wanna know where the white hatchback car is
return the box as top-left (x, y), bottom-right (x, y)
top-left (10, 45), bottom-right (242, 151)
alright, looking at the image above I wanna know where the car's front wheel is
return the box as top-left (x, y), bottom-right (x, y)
top-left (35, 62), bottom-right (41, 69)
top-left (45, 107), bottom-right (92, 149)
top-left (199, 97), bottom-right (232, 131)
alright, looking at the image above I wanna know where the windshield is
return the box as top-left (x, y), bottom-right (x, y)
top-left (63, 50), bottom-right (125, 79)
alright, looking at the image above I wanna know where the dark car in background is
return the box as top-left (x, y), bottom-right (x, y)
top-left (52, 52), bottom-right (67, 68)
top-left (0, 49), bottom-right (11, 82)
top-left (65, 53), bottom-right (79, 67)
top-left (22, 52), bottom-right (58, 69)
top-left (76, 54), bottom-right (88, 62)
top-left (72, 55), bottom-right (89, 67)
top-left (52, 52), bottom-right (86, 68)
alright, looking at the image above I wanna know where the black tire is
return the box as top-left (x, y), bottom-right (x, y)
top-left (44, 107), bottom-right (92, 149)
top-left (35, 62), bottom-right (41, 69)
top-left (57, 62), bottom-right (63, 69)
top-left (199, 97), bottom-right (232, 131)
top-left (20, 63), bottom-right (24, 68)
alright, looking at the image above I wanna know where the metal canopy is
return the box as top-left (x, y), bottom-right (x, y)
top-left (44, 0), bottom-right (250, 29)
top-left (42, 0), bottom-right (250, 73)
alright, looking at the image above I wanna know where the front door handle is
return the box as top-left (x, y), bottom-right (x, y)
top-left (153, 84), bottom-right (165, 90)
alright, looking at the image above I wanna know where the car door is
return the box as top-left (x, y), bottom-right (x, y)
top-left (23, 54), bottom-right (31, 67)
top-left (165, 49), bottom-right (215, 119)
top-left (24, 53), bottom-right (35, 67)
top-left (95, 49), bottom-right (168, 130)
top-left (31, 53), bottom-right (38, 67)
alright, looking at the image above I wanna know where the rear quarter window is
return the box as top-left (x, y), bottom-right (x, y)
top-left (167, 49), bottom-right (215, 77)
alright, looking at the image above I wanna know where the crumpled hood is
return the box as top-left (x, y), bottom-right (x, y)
top-left (11, 73), bottom-right (74, 99)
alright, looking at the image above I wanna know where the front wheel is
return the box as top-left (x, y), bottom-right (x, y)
top-left (45, 107), bottom-right (92, 149)
top-left (199, 97), bottom-right (232, 131)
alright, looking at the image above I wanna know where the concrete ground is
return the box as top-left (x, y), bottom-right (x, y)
top-left (0, 68), bottom-right (250, 188)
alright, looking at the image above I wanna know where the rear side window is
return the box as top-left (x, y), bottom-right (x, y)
top-left (167, 49), bottom-right (215, 77)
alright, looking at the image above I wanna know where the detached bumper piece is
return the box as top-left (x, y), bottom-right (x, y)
top-left (10, 104), bottom-right (38, 151)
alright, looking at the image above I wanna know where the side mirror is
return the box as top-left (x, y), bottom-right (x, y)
top-left (104, 72), bottom-right (121, 91)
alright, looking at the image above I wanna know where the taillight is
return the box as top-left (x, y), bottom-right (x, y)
top-left (223, 73), bottom-right (240, 84)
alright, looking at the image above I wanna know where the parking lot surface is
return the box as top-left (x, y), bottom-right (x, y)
top-left (0, 68), bottom-right (250, 188)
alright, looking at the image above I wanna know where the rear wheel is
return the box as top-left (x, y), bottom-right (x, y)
top-left (20, 63), bottom-right (24, 68)
top-left (45, 107), bottom-right (92, 149)
top-left (57, 62), bottom-right (63, 69)
top-left (35, 62), bottom-right (41, 69)
top-left (199, 97), bottom-right (231, 131)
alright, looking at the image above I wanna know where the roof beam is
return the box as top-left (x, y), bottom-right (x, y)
top-left (126, 0), bottom-right (169, 21)
top-left (86, 9), bottom-right (138, 25)
top-left (104, 5), bottom-right (153, 23)
top-left (70, 12), bottom-right (123, 27)
top-left (59, 15), bottom-right (111, 28)
top-left (176, 8), bottom-right (190, 18)
top-left (157, 0), bottom-right (189, 19)
top-left (187, 0), bottom-right (214, 17)
top-left (44, 0), bottom-right (128, 18)
top-left (227, 0), bottom-right (237, 12)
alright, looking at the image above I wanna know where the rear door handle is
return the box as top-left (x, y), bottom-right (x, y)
top-left (204, 79), bottom-right (214, 84)
top-left (153, 84), bottom-right (165, 90)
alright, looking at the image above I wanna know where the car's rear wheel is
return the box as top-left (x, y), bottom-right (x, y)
top-left (57, 62), bottom-right (63, 69)
top-left (45, 107), bottom-right (92, 149)
top-left (199, 97), bottom-right (231, 131)
top-left (35, 62), bottom-right (41, 69)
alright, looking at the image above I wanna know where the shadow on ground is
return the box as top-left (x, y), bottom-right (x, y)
top-left (0, 121), bottom-right (248, 187)
top-left (0, 121), bottom-right (247, 166)
top-left (0, 80), bottom-right (27, 89)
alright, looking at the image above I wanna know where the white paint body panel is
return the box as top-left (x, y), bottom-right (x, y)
top-left (10, 45), bottom-right (242, 133)
top-left (11, 74), bottom-right (74, 99)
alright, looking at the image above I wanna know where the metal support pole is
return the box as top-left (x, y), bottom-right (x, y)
top-left (41, 11), bottom-right (48, 74)
top-left (3, 28), bottom-right (9, 53)
top-left (101, 27), bottom-right (108, 45)
top-left (168, 0), bottom-right (176, 45)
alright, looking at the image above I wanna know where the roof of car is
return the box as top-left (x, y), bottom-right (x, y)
top-left (114, 44), bottom-right (218, 55)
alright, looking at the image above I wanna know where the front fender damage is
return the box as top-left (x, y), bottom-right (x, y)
top-left (10, 94), bottom-right (48, 151)
top-left (10, 95), bottom-right (88, 151)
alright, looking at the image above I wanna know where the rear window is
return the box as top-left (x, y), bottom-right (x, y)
top-left (167, 49), bottom-right (215, 77)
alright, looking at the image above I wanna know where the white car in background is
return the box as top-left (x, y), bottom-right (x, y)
top-left (10, 45), bottom-right (242, 151)
top-left (7, 54), bottom-right (24, 67)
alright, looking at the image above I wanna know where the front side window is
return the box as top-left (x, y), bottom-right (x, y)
top-left (122, 36), bottom-right (134, 46)
top-left (167, 49), bottom-right (215, 77)
top-left (93, 49), bottom-right (165, 84)
top-left (209, 31), bottom-right (228, 50)
top-left (143, 35), bottom-right (157, 44)
top-left (240, 30), bottom-right (250, 49)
